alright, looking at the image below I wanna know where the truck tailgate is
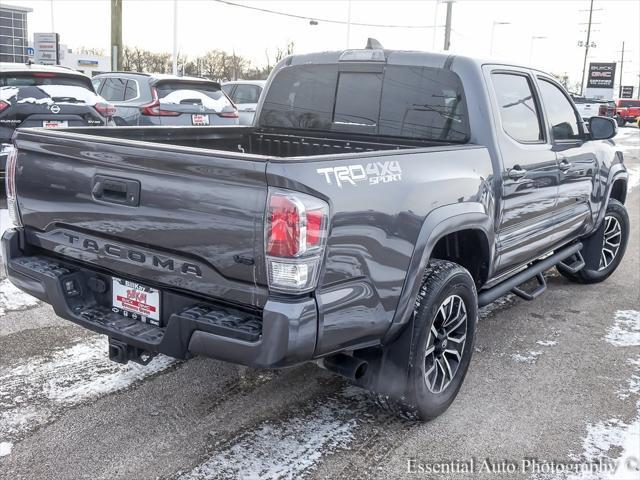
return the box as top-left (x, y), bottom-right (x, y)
top-left (12, 129), bottom-right (269, 308)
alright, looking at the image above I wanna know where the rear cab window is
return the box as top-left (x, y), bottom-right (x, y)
top-left (260, 64), bottom-right (470, 142)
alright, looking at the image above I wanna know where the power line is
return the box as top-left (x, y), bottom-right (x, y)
top-left (211, 0), bottom-right (437, 29)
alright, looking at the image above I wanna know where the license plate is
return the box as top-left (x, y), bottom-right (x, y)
top-left (112, 277), bottom-right (161, 326)
top-left (42, 120), bottom-right (68, 128)
top-left (191, 114), bottom-right (209, 126)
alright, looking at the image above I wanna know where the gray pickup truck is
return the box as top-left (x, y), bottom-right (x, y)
top-left (2, 48), bottom-right (630, 420)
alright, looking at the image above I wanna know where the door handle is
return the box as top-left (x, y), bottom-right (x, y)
top-left (507, 166), bottom-right (527, 180)
top-left (559, 159), bottom-right (572, 172)
top-left (92, 175), bottom-right (140, 206)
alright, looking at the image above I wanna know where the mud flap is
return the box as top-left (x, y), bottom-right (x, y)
top-left (352, 316), bottom-right (415, 399)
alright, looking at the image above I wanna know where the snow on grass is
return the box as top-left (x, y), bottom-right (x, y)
top-left (511, 351), bottom-right (543, 364)
top-left (606, 310), bottom-right (640, 347)
top-left (0, 335), bottom-right (175, 444)
top-left (0, 441), bottom-right (12, 457)
top-left (536, 340), bottom-right (558, 347)
top-left (0, 278), bottom-right (40, 316)
top-left (178, 389), bottom-right (367, 480)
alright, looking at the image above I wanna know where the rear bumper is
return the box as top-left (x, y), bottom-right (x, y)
top-left (1, 228), bottom-right (317, 368)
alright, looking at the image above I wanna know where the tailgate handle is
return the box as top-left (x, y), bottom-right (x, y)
top-left (92, 176), bottom-right (140, 207)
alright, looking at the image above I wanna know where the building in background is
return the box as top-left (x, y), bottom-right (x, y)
top-left (59, 45), bottom-right (111, 76)
top-left (0, 3), bottom-right (32, 63)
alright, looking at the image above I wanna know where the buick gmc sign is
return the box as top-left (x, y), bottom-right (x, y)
top-left (586, 62), bottom-right (617, 89)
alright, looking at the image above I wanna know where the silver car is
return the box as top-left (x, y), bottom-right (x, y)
top-left (92, 72), bottom-right (239, 126)
top-left (222, 80), bottom-right (266, 125)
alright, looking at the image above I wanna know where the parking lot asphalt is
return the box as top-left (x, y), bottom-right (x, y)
top-left (0, 127), bottom-right (638, 480)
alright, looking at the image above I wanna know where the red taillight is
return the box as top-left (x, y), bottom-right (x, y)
top-left (217, 109), bottom-right (239, 118)
top-left (32, 72), bottom-right (56, 78)
top-left (5, 147), bottom-right (22, 227)
top-left (139, 88), bottom-right (180, 116)
top-left (265, 189), bottom-right (329, 293)
top-left (5, 148), bottom-right (17, 198)
top-left (0, 100), bottom-right (9, 112)
top-left (306, 209), bottom-right (324, 247)
top-left (267, 195), bottom-right (301, 257)
top-left (94, 102), bottom-right (116, 117)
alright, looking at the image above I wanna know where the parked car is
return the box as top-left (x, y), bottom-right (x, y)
top-left (0, 62), bottom-right (115, 187)
top-left (572, 96), bottom-right (616, 120)
top-left (614, 98), bottom-right (640, 126)
top-left (91, 72), bottom-right (239, 126)
top-left (3, 48), bottom-right (629, 421)
top-left (222, 80), bottom-right (266, 125)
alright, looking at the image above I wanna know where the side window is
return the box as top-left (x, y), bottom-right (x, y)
top-left (334, 72), bottom-right (382, 127)
top-left (221, 84), bottom-right (234, 96)
top-left (537, 79), bottom-right (581, 141)
top-left (124, 80), bottom-right (138, 101)
top-left (91, 78), bottom-right (103, 93)
top-left (100, 77), bottom-right (126, 102)
top-left (233, 84), bottom-right (261, 104)
top-left (491, 73), bottom-right (543, 143)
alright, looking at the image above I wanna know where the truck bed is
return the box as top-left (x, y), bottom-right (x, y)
top-left (53, 125), bottom-right (451, 158)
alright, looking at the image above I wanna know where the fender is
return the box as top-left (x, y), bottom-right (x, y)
top-left (593, 164), bottom-right (628, 233)
top-left (381, 202), bottom-right (495, 344)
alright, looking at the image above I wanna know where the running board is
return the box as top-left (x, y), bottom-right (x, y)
top-left (478, 243), bottom-right (583, 307)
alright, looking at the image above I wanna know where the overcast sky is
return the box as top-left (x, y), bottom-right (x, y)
top-left (7, 0), bottom-right (640, 90)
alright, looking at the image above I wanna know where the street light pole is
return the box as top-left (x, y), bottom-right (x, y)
top-left (346, 0), bottom-right (351, 49)
top-left (443, 0), bottom-right (454, 51)
top-left (172, 0), bottom-right (178, 75)
top-left (489, 21), bottom-right (510, 56)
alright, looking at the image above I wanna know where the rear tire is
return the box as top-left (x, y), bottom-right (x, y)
top-left (557, 199), bottom-right (629, 284)
top-left (376, 260), bottom-right (478, 421)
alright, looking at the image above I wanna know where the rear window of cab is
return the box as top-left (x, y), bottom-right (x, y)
top-left (259, 64), bottom-right (470, 142)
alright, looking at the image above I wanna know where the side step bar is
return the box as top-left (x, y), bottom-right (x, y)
top-left (478, 242), bottom-right (583, 307)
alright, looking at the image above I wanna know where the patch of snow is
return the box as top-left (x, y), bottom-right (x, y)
top-left (0, 209), bottom-right (12, 243)
top-left (0, 441), bottom-right (12, 457)
top-left (560, 405), bottom-right (640, 480)
top-left (0, 335), bottom-right (175, 443)
top-left (159, 89), bottom-right (230, 111)
top-left (178, 391), bottom-right (366, 480)
top-left (511, 351), bottom-right (543, 364)
top-left (618, 357), bottom-right (640, 400)
top-left (625, 166), bottom-right (640, 192)
top-left (606, 310), bottom-right (640, 347)
top-left (0, 278), bottom-right (40, 316)
top-left (536, 340), bottom-right (558, 347)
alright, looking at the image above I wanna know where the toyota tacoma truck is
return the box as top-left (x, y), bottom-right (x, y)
top-left (2, 47), bottom-right (630, 420)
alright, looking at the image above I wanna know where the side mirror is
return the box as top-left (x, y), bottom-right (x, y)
top-left (588, 116), bottom-right (617, 140)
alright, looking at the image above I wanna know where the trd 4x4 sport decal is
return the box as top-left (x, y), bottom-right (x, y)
top-left (316, 161), bottom-right (402, 187)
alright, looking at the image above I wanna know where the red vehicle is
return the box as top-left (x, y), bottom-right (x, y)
top-left (615, 99), bottom-right (640, 126)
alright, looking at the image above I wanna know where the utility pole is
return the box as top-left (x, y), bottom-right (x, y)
top-left (618, 41), bottom-right (624, 98)
top-left (579, 0), bottom-right (595, 96)
top-left (110, 0), bottom-right (122, 71)
top-left (172, 0), bottom-right (178, 75)
top-left (443, 0), bottom-right (454, 51)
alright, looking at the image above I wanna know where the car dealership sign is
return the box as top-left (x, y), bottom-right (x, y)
top-left (34, 32), bottom-right (60, 65)
top-left (585, 62), bottom-right (617, 100)
top-left (620, 86), bottom-right (634, 99)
